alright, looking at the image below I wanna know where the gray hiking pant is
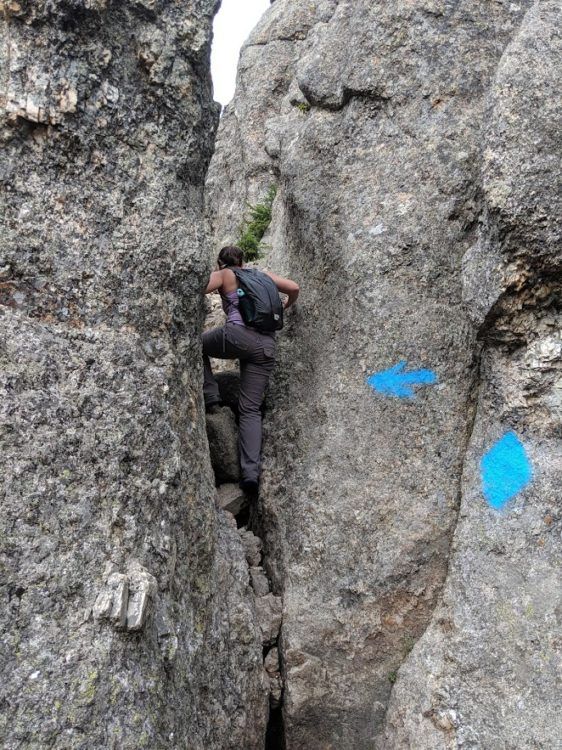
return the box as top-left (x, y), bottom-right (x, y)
top-left (202, 323), bottom-right (276, 483)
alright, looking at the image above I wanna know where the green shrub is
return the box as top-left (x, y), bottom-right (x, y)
top-left (238, 185), bottom-right (277, 262)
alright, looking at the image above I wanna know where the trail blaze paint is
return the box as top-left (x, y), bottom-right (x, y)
top-left (366, 360), bottom-right (438, 400)
top-left (480, 431), bottom-right (533, 510)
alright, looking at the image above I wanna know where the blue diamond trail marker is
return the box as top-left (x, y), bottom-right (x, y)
top-left (366, 360), bottom-right (438, 400)
top-left (480, 431), bottom-right (533, 510)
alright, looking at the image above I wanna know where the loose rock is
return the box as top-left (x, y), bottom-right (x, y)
top-left (216, 483), bottom-right (248, 517)
top-left (239, 528), bottom-right (263, 567)
top-left (255, 593), bottom-right (283, 646)
top-left (249, 566), bottom-right (270, 597)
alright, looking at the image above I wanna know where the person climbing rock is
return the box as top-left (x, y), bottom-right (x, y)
top-left (203, 245), bottom-right (299, 495)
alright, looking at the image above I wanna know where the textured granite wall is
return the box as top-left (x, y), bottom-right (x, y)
top-left (206, 1), bottom-right (561, 747)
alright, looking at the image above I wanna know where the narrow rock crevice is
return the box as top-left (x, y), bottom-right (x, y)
top-left (265, 703), bottom-right (287, 750)
top-left (204, 370), bottom-right (286, 747)
top-left (205, 0), bottom-right (561, 747)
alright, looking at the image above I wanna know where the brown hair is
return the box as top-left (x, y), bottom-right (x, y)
top-left (218, 245), bottom-right (244, 268)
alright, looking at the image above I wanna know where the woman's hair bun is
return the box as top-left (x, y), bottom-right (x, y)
top-left (218, 245), bottom-right (244, 268)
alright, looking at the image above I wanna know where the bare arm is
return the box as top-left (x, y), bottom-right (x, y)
top-left (264, 270), bottom-right (300, 309)
top-left (205, 270), bottom-right (224, 294)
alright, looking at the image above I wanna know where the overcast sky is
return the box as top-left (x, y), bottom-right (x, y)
top-left (211, 0), bottom-right (270, 106)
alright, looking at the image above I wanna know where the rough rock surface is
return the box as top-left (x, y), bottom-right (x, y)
top-left (249, 565), bottom-right (271, 597)
top-left (0, 2), bottom-right (267, 748)
top-left (381, 4), bottom-right (562, 747)
top-left (207, 0), bottom-right (561, 747)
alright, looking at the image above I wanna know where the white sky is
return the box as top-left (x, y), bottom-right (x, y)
top-left (211, 0), bottom-right (270, 106)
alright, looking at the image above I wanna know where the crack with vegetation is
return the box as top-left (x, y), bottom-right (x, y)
top-left (238, 185), bottom-right (277, 261)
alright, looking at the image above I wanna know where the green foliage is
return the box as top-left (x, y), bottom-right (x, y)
top-left (401, 635), bottom-right (415, 657)
top-left (388, 671), bottom-right (397, 684)
top-left (238, 185), bottom-right (277, 261)
top-left (294, 101), bottom-right (311, 113)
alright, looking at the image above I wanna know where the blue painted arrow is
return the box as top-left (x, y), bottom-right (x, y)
top-left (366, 360), bottom-right (438, 399)
top-left (480, 431), bottom-right (533, 510)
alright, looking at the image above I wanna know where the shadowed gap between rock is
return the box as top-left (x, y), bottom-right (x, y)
top-left (204, 368), bottom-right (286, 747)
top-left (265, 703), bottom-right (287, 750)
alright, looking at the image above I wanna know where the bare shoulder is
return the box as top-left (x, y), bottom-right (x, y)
top-left (262, 268), bottom-right (282, 282)
top-left (221, 267), bottom-right (238, 292)
top-left (262, 268), bottom-right (300, 293)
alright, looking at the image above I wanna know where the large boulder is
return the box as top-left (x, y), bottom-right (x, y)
top-left (381, 4), bottom-right (562, 747)
top-left (206, 406), bottom-right (241, 483)
top-left (0, 2), bottom-right (267, 748)
top-left (206, 0), bottom-right (561, 747)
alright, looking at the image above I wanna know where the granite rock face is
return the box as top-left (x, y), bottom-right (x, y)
top-left (0, 2), bottom-right (268, 748)
top-left (2, 0), bottom-right (560, 747)
top-left (207, 0), bottom-right (561, 748)
top-left (381, 4), bottom-right (562, 747)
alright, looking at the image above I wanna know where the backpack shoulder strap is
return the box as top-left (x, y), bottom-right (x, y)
top-left (232, 267), bottom-right (253, 279)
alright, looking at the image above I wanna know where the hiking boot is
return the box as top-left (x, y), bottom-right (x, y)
top-left (239, 479), bottom-right (259, 497)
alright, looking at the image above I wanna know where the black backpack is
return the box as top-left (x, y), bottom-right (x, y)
top-left (232, 268), bottom-right (284, 333)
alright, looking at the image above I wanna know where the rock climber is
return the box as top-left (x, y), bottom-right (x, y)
top-left (202, 245), bottom-right (299, 495)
